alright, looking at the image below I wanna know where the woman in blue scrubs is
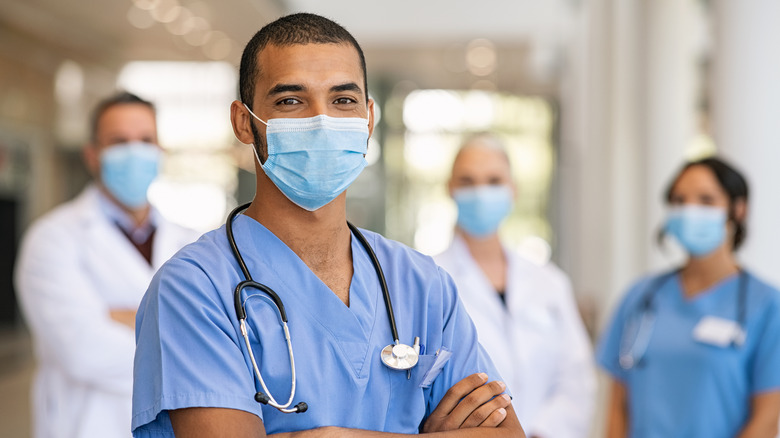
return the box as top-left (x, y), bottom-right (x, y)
top-left (597, 157), bottom-right (780, 437)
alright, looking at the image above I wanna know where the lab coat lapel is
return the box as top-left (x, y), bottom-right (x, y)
top-left (505, 253), bottom-right (558, 329)
top-left (447, 236), bottom-right (507, 317)
top-left (76, 187), bottom-right (157, 298)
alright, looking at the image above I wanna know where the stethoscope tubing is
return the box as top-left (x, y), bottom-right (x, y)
top-left (346, 221), bottom-right (401, 344)
top-left (240, 317), bottom-right (298, 411)
top-left (225, 202), bottom-right (414, 413)
top-left (620, 268), bottom-right (748, 369)
top-left (227, 203), bottom-right (400, 337)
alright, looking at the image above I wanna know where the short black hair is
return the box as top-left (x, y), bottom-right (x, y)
top-left (238, 13), bottom-right (368, 110)
top-left (664, 156), bottom-right (750, 250)
top-left (90, 91), bottom-right (155, 143)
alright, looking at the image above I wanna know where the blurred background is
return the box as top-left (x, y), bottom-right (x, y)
top-left (2, 0), bottom-right (780, 436)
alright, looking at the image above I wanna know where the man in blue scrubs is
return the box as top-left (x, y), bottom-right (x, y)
top-left (132, 13), bottom-right (524, 437)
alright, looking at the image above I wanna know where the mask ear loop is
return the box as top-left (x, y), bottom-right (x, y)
top-left (243, 103), bottom-right (269, 126)
top-left (243, 104), bottom-right (268, 165)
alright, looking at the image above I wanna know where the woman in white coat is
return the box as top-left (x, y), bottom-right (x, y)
top-left (14, 92), bottom-right (199, 438)
top-left (434, 133), bottom-right (595, 438)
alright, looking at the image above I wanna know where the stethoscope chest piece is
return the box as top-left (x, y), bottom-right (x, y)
top-left (381, 343), bottom-right (419, 370)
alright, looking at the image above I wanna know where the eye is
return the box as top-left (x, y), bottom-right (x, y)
top-left (456, 177), bottom-right (475, 187)
top-left (334, 97), bottom-right (357, 105)
top-left (109, 137), bottom-right (129, 145)
top-left (276, 97), bottom-right (301, 106)
top-left (669, 194), bottom-right (685, 205)
top-left (699, 194), bottom-right (716, 205)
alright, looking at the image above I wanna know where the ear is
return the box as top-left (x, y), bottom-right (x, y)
top-left (447, 178), bottom-right (456, 198)
top-left (230, 100), bottom-right (257, 145)
top-left (509, 180), bottom-right (518, 202)
top-left (367, 98), bottom-right (376, 138)
top-left (732, 197), bottom-right (747, 223)
top-left (83, 144), bottom-right (100, 178)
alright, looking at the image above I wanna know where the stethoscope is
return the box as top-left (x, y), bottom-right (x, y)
top-left (226, 203), bottom-right (420, 414)
top-left (618, 269), bottom-right (748, 370)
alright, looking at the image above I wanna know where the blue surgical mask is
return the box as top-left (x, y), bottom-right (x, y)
top-left (245, 105), bottom-right (369, 211)
top-left (453, 185), bottom-right (513, 237)
top-left (100, 142), bottom-right (161, 209)
top-left (664, 204), bottom-right (728, 257)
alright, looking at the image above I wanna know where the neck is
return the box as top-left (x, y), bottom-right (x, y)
top-left (458, 229), bottom-right (508, 292)
top-left (247, 179), bottom-right (353, 305)
top-left (247, 176), bottom-right (352, 268)
top-left (681, 245), bottom-right (739, 297)
top-left (459, 229), bottom-right (503, 260)
top-left (99, 185), bottom-right (150, 227)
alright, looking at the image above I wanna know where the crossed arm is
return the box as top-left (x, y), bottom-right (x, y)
top-left (170, 373), bottom-right (525, 437)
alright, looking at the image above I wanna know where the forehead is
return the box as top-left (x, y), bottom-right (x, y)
top-left (673, 165), bottom-right (721, 190)
top-left (254, 43), bottom-right (364, 91)
top-left (452, 144), bottom-right (511, 175)
top-left (97, 103), bottom-right (156, 131)
top-left (94, 103), bottom-right (156, 143)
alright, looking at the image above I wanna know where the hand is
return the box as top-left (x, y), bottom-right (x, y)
top-left (422, 373), bottom-right (511, 433)
top-left (109, 309), bottom-right (137, 329)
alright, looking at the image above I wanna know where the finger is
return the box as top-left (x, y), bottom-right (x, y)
top-left (460, 393), bottom-right (511, 428)
top-left (433, 373), bottom-right (489, 416)
top-left (448, 380), bottom-right (507, 427)
top-left (479, 407), bottom-right (508, 428)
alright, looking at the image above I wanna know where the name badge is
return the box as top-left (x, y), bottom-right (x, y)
top-left (692, 316), bottom-right (745, 347)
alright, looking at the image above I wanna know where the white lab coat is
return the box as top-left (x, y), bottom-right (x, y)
top-left (15, 185), bottom-right (199, 438)
top-left (435, 236), bottom-right (596, 438)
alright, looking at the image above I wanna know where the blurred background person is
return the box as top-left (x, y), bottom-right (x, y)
top-left (597, 157), bottom-right (780, 438)
top-left (14, 92), bottom-right (199, 438)
top-left (434, 133), bottom-right (596, 438)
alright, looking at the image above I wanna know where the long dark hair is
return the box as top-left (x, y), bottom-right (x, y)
top-left (663, 157), bottom-right (749, 250)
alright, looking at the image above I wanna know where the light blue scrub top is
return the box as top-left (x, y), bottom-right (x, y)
top-left (597, 270), bottom-right (780, 438)
top-left (132, 215), bottom-right (503, 436)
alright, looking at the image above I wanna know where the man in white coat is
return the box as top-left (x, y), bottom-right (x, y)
top-left (434, 133), bottom-right (596, 438)
top-left (15, 92), bottom-right (199, 438)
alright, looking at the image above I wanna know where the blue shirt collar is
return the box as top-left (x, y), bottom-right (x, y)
top-left (96, 188), bottom-right (157, 244)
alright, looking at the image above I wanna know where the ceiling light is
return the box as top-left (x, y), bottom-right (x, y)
top-left (165, 7), bottom-right (195, 35)
top-left (466, 38), bottom-right (497, 76)
top-left (132, 0), bottom-right (161, 11)
top-left (151, 0), bottom-right (181, 23)
top-left (127, 5), bottom-right (155, 29)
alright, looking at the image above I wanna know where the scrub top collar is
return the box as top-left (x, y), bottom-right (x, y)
top-left (233, 214), bottom-right (382, 376)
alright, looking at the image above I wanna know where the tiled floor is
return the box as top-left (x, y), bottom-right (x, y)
top-left (0, 325), bottom-right (33, 438)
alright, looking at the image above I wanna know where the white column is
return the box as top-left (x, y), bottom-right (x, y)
top-left (559, 0), bottom-right (700, 314)
top-left (606, 0), bottom-right (645, 305)
top-left (558, 4), bottom-right (701, 437)
top-left (642, 0), bottom-right (701, 272)
top-left (711, 0), bottom-right (780, 287)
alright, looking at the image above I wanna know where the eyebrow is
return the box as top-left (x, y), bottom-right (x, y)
top-left (266, 82), bottom-right (363, 97)
top-left (267, 84), bottom-right (305, 96)
top-left (331, 82), bottom-right (363, 94)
